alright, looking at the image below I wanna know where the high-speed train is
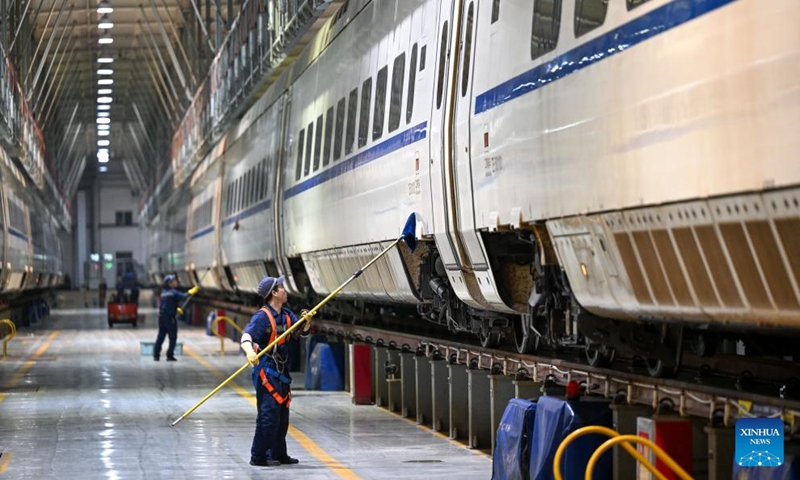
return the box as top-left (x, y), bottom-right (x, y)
top-left (0, 147), bottom-right (64, 296)
top-left (148, 0), bottom-right (800, 376)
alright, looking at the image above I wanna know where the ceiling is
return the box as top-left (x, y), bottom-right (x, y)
top-left (22, 0), bottom-right (235, 193)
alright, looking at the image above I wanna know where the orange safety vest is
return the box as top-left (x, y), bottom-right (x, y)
top-left (256, 307), bottom-right (293, 407)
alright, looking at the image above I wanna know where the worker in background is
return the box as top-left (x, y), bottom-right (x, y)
top-left (153, 274), bottom-right (200, 361)
top-left (241, 275), bottom-right (311, 467)
top-left (98, 278), bottom-right (107, 307)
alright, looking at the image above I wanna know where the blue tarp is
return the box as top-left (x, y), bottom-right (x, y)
top-left (492, 398), bottom-right (537, 480)
top-left (305, 342), bottom-right (345, 390)
top-left (529, 396), bottom-right (613, 480)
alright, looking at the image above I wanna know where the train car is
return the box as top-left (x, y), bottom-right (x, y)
top-left (156, 0), bottom-right (800, 376)
top-left (1, 158), bottom-right (33, 292)
top-left (186, 159), bottom-right (222, 290)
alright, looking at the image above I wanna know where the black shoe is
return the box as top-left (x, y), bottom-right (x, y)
top-left (166, 357), bottom-right (177, 362)
top-left (250, 458), bottom-right (281, 467)
top-left (153, 356), bottom-right (160, 361)
top-left (278, 456), bottom-right (299, 465)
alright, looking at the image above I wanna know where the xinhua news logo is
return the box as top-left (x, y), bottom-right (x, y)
top-left (735, 418), bottom-right (784, 467)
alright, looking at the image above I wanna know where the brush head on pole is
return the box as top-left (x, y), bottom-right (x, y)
top-left (401, 213), bottom-right (418, 253)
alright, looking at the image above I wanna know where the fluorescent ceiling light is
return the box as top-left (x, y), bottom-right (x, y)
top-left (97, 124), bottom-right (110, 130)
top-left (96, 118), bottom-right (110, 124)
top-left (97, 112), bottom-right (109, 118)
top-left (98, 38), bottom-right (113, 44)
top-left (98, 79), bottom-right (113, 85)
top-left (98, 22), bottom-right (114, 29)
top-left (97, 57), bottom-right (114, 63)
top-left (98, 130), bottom-right (110, 136)
top-left (97, 7), bottom-right (113, 13)
top-left (99, 166), bottom-right (108, 172)
top-left (98, 88), bottom-right (112, 95)
top-left (98, 140), bottom-right (110, 146)
top-left (97, 69), bottom-right (113, 75)
top-left (97, 105), bottom-right (110, 110)
top-left (97, 96), bottom-right (113, 103)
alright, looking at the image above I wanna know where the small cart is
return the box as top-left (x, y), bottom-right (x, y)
top-left (107, 301), bottom-right (139, 328)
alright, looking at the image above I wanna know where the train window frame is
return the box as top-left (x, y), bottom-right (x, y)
top-left (358, 77), bottom-right (372, 149)
top-left (295, 128), bottom-right (305, 180)
top-left (323, 106), bottom-right (334, 166)
top-left (436, 21), bottom-right (449, 109)
top-left (345, 88), bottom-right (358, 155)
top-left (574, 0), bottom-right (608, 37)
top-left (420, 45), bottom-right (426, 71)
top-left (304, 122), bottom-right (314, 176)
top-left (406, 44), bottom-right (418, 124)
top-left (388, 52), bottom-right (405, 133)
top-left (373, 66), bottom-right (388, 141)
top-left (461, 2), bottom-right (475, 98)
top-left (626, 0), bottom-right (651, 10)
top-left (334, 97), bottom-right (345, 161)
top-left (531, 0), bottom-right (562, 61)
top-left (491, 0), bottom-right (500, 23)
top-left (313, 114), bottom-right (323, 172)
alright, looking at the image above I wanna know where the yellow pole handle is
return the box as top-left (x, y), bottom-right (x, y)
top-left (586, 435), bottom-right (694, 480)
top-left (210, 316), bottom-right (243, 354)
top-left (172, 235), bottom-right (403, 427)
top-left (554, 426), bottom-right (668, 480)
top-left (1, 319), bottom-right (17, 359)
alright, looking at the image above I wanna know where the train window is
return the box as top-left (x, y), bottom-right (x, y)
top-left (388, 53), bottom-right (405, 133)
top-left (461, 2), bottom-right (474, 98)
top-left (492, 0), bottom-right (500, 23)
top-left (626, 0), bottom-right (651, 9)
top-left (420, 45), bottom-right (426, 71)
top-left (345, 88), bottom-right (358, 155)
top-left (531, 0), bottom-right (562, 60)
top-left (334, 97), bottom-right (345, 161)
top-left (575, 0), bottom-right (607, 37)
top-left (436, 21), bottom-right (448, 109)
top-left (373, 66), bottom-right (388, 141)
top-left (407, 44), bottom-right (417, 124)
top-left (304, 123), bottom-right (314, 176)
top-left (323, 106), bottom-right (333, 166)
top-left (358, 77), bottom-right (372, 148)
top-left (295, 128), bottom-right (305, 180)
top-left (314, 115), bottom-right (323, 172)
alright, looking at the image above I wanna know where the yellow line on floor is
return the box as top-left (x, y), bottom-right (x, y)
top-left (6, 330), bottom-right (60, 387)
top-left (0, 452), bottom-right (12, 473)
top-left (184, 346), bottom-right (363, 480)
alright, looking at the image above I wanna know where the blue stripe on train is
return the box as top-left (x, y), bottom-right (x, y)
top-left (221, 199), bottom-right (273, 227)
top-left (474, 0), bottom-right (738, 115)
top-left (9, 227), bottom-right (28, 241)
top-left (190, 225), bottom-right (215, 241)
top-left (283, 121), bottom-right (428, 200)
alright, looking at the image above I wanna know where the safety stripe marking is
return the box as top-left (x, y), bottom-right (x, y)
top-left (184, 346), bottom-right (363, 479)
top-left (6, 331), bottom-right (59, 387)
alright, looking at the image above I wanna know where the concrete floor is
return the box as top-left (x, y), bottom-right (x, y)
top-left (0, 307), bottom-right (491, 479)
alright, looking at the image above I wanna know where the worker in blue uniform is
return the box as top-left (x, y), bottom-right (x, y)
top-left (154, 274), bottom-right (200, 361)
top-left (241, 275), bottom-right (311, 467)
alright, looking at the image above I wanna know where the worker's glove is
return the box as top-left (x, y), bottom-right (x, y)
top-left (300, 309), bottom-right (313, 332)
top-left (241, 341), bottom-right (259, 367)
top-left (188, 286), bottom-right (200, 296)
top-left (176, 307), bottom-right (184, 316)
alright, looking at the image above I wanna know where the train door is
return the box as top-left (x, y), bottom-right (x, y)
top-left (273, 93), bottom-right (302, 294)
top-left (428, 0), bottom-right (514, 312)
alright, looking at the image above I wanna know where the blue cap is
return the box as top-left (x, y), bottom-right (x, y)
top-left (257, 275), bottom-right (284, 298)
top-left (163, 274), bottom-right (177, 286)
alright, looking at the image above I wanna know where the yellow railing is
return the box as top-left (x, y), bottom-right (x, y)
top-left (553, 425), bottom-right (693, 480)
top-left (1, 319), bottom-right (17, 359)
top-left (210, 316), bottom-right (243, 354)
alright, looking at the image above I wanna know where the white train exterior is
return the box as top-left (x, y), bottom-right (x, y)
top-left (0, 147), bottom-right (63, 294)
top-left (149, 0), bottom-right (800, 374)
